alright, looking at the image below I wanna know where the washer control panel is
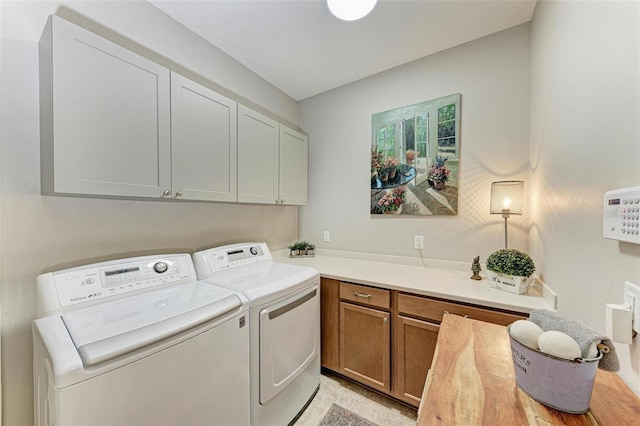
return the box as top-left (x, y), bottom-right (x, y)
top-left (604, 186), bottom-right (640, 244)
top-left (199, 242), bottom-right (271, 273)
top-left (51, 255), bottom-right (192, 307)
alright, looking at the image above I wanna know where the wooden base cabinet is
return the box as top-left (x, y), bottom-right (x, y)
top-left (394, 316), bottom-right (439, 406)
top-left (319, 278), bottom-right (527, 408)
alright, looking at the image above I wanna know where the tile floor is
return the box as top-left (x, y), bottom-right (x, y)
top-left (293, 372), bottom-right (417, 426)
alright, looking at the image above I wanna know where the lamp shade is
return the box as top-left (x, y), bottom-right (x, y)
top-left (327, 0), bottom-right (377, 21)
top-left (490, 181), bottom-right (524, 215)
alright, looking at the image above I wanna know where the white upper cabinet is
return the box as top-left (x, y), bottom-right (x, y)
top-left (279, 126), bottom-right (308, 206)
top-left (237, 105), bottom-right (280, 204)
top-left (40, 15), bottom-right (171, 198)
top-left (237, 106), bottom-right (308, 205)
top-left (171, 73), bottom-right (237, 202)
top-left (40, 15), bottom-right (305, 206)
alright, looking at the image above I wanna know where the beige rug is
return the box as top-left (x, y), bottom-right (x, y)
top-left (319, 403), bottom-right (378, 426)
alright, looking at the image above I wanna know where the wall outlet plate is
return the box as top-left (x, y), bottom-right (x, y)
top-left (624, 281), bottom-right (640, 333)
top-left (414, 235), bottom-right (424, 250)
top-left (323, 231), bottom-right (330, 242)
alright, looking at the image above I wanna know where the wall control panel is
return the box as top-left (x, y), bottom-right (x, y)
top-left (604, 186), bottom-right (640, 244)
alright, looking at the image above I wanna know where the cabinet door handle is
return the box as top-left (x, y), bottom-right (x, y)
top-left (175, 190), bottom-right (183, 197)
top-left (163, 189), bottom-right (171, 196)
top-left (383, 317), bottom-right (388, 323)
top-left (354, 292), bottom-right (372, 299)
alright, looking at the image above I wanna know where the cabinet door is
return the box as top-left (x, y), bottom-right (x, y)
top-left (395, 315), bottom-right (439, 406)
top-left (42, 16), bottom-right (171, 198)
top-left (339, 302), bottom-right (390, 393)
top-left (171, 73), bottom-right (237, 202)
top-left (237, 105), bottom-right (279, 204)
top-left (279, 126), bottom-right (308, 205)
top-left (321, 278), bottom-right (340, 371)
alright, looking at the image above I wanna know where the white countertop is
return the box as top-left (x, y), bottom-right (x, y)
top-left (274, 250), bottom-right (555, 314)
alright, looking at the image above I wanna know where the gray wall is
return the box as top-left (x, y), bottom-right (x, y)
top-left (529, 0), bottom-right (640, 393)
top-left (298, 24), bottom-right (531, 263)
top-left (0, 2), bottom-right (299, 424)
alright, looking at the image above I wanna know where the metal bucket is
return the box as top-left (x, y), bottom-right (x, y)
top-left (507, 325), bottom-right (603, 414)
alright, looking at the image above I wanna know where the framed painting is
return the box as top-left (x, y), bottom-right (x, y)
top-left (370, 93), bottom-right (461, 216)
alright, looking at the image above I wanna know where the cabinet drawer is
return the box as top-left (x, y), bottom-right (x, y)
top-left (397, 293), bottom-right (525, 326)
top-left (340, 282), bottom-right (390, 310)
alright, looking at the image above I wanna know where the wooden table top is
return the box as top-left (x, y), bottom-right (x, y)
top-left (417, 314), bottom-right (640, 425)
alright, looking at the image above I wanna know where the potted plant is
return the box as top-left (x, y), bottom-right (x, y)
top-left (382, 157), bottom-right (400, 180)
top-left (374, 186), bottom-right (407, 214)
top-left (405, 149), bottom-right (416, 164)
top-left (485, 249), bottom-right (536, 294)
top-left (288, 241), bottom-right (316, 257)
top-left (371, 149), bottom-right (383, 181)
top-left (427, 156), bottom-right (450, 190)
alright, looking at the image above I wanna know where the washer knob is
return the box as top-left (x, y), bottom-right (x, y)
top-left (250, 247), bottom-right (259, 255)
top-left (153, 262), bottom-right (169, 273)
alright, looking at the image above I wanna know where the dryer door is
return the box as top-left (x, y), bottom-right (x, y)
top-left (259, 284), bottom-right (319, 404)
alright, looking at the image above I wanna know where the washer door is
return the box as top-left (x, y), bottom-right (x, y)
top-left (259, 284), bottom-right (319, 404)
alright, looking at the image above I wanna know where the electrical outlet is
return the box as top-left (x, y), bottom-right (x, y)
top-left (323, 231), bottom-right (330, 243)
top-left (414, 235), bottom-right (424, 250)
top-left (624, 281), bottom-right (640, 333)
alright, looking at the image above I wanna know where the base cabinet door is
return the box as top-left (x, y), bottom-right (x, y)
top-left (395, 315), bottom-right (439, 406)
top-left (339, 302), bottom-right (390, 393)
top-left (321, 278), bottom-right (340, 371)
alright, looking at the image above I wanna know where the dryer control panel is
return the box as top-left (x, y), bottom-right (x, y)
top-left (193, 242), bottom-right (272, 276)
top-left (38, 254), bottom-right (194, 312)
top-left (604, 186), bottom-right (640, 244)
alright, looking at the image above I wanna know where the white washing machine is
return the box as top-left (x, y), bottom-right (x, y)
top-left (192, 243), bottom-right (320, 426)
top-left (33, 253), bottom-right (250, 426)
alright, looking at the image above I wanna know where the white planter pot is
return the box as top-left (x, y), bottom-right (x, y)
top-left (486, 270), bottom-right (534, 295)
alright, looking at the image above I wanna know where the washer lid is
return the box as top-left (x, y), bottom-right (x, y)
top-left (201, 261), bottom-right (319, 305)
top-left (62, 282), bottom-right (243, 366)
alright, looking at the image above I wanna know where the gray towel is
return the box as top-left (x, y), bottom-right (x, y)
top-left (529, 309), bottom-right (620, 372)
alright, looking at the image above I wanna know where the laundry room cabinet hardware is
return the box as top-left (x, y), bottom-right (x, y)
top-left (320, 278), bottom-right (528, 408)
top-left (238, 105), bottom-right (308, 205)
top-left (354, 292), bottom-right (373, 299)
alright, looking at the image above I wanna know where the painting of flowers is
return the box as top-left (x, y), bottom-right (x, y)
top-left (370, 94), bottom-right (461, 216)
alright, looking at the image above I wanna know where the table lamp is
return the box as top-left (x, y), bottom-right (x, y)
top-left (490, 181), bottom-right (524, 249)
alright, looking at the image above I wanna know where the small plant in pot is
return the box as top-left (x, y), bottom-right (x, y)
top-left (288, 241), bottom-right (316, 257)
top-left (486, 249), bottom-right (536, 294)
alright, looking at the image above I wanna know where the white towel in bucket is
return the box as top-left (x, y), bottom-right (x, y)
top-left (529, 309), bottom-right (620, 372)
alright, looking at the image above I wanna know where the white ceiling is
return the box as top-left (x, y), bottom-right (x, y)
top-left (149, 0), bottom-right (537, 101)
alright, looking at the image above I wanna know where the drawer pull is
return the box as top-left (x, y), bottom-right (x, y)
top-left (464, 315), bottom-right (470, 318)
top-left (354, 292), bottom-right (372, 299)
top-left (444, 311), bottom-right (450, 315)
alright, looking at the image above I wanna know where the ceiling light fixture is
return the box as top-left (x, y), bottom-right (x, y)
top-left (327, 0), bottom-right (378, 21)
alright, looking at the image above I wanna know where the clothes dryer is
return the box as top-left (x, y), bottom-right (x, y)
top-left (193, 243), bottom-right (320, 426)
